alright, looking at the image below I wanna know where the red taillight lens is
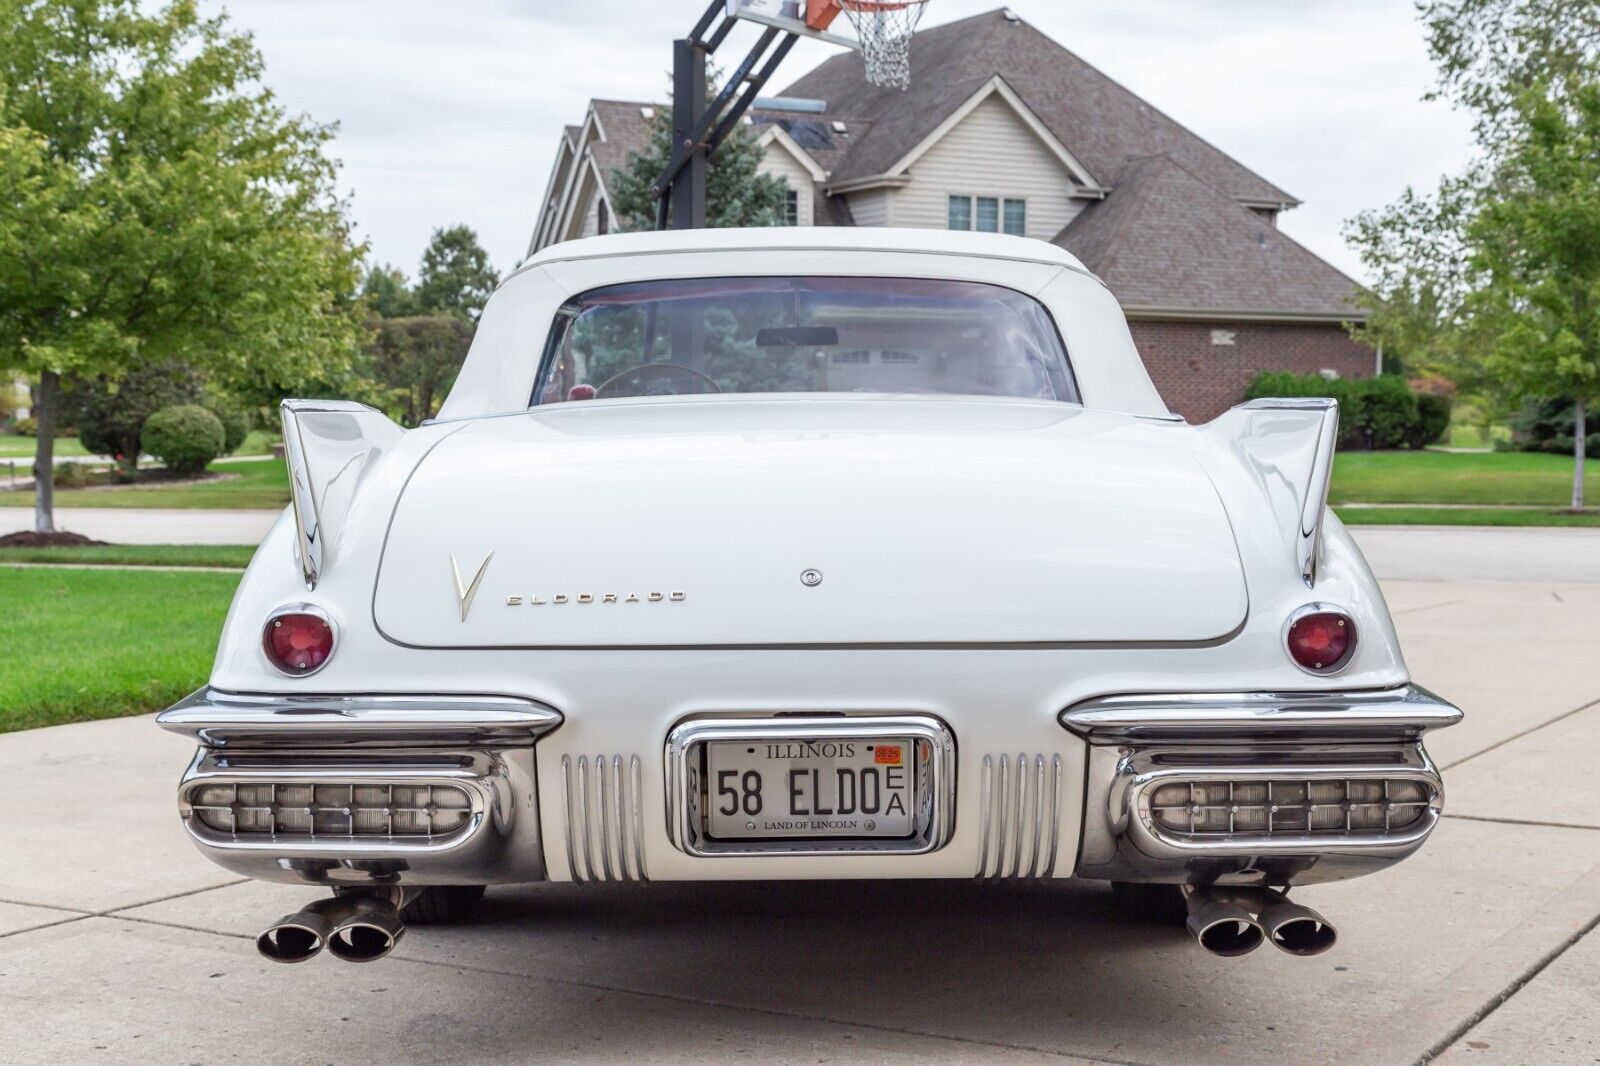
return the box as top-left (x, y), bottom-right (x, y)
top-left (1286, 611), bottom-right (1354, 672)
top-left (263, 612), bottom-right (334, 674)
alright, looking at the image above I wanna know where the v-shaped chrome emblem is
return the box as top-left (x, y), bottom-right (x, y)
top-left (450, 552), bottom-right (494, 622)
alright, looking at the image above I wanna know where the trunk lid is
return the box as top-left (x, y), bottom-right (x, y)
top-left (373, 398), bottom-right (1246, 647)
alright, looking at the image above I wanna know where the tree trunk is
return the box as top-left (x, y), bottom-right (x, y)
top-left (32, 370), bottom-right (59, 534)
top-left (1575, 397), bottom-right (1587, 512)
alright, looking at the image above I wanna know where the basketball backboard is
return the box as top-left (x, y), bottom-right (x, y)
top-left (725, 0), bottom-right (860, 50)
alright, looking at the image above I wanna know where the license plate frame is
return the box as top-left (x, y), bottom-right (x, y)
top-left (665, 715), bottom-right (957, 857)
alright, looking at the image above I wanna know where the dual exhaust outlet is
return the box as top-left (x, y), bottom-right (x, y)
top-left (257, 892), bottom-right (405, 964)
top-left (1184, 886), bottom-right (1337, 958)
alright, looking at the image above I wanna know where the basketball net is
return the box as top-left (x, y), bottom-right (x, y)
top-left (826, 0), bottom-right (930, 91)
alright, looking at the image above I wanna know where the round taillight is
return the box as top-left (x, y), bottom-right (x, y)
top-left (263, 609), bottom-right (335, 675)
top-left (1285, 609), bottom-right (1355, 673)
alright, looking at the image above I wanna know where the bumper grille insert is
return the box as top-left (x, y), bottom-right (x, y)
top-left (189, 782), bottom-right (472, 839)
top-left (1147, 777), bottom-right (1433, 838)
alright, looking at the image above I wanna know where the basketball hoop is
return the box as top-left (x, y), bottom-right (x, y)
top-left (832, 0), bottom-right (930, 90)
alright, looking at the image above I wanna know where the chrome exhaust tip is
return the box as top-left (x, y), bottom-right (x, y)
top-left (1258, 896), bottom-right (1338, 956)
top-left (1182, 887), bottom-right (1265, 957)
top-left (326, 895), bottom-right (405, 963)
top-left (256, 909), bottom-right (333, 963)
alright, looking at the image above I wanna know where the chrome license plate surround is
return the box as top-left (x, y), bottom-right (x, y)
top-left (665, 714), bottom-right (957, 857)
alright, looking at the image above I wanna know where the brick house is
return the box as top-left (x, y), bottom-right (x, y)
top-left (528, 8), bottom-right (1372, 421)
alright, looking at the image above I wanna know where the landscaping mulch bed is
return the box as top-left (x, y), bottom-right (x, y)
top-left (0, 531), bottom-right (110, 548)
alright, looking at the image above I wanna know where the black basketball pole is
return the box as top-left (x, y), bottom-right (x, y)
top-left (656, 1), bottom-right (800, 230)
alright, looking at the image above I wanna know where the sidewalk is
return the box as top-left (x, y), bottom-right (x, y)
top-left (0, 575), bottom-right (1597, 1064)
top-left (0, 506), bottom-right (279, 545)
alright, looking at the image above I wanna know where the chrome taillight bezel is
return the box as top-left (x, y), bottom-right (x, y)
top-left (262, 603), bottom-right (338, 677)
top-left (1282, 603), bottom-right (1357, 676)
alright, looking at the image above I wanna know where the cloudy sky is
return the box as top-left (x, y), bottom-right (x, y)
top-left (221, 0), bottom-right (1478, 282)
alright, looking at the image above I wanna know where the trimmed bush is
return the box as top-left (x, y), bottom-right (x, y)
top-left (12, 416), bottom-right (37, 437)
top-left (207, 404), bottom-right (250, 455)
top-left (1349, 375), bottom-right (1419, 450)
top-left (1410, 392), bottom-right (1453, 448)
top-left (141, 404), bottom-right (225, 476)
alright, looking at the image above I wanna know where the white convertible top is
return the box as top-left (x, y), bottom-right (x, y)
top-left (510, 227), bottom-right (1097, 279)
top-left (439, 228), bottom-right (1169, 421)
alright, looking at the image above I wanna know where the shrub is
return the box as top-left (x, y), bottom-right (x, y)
top-left (1409, 392), bottom-right (1453, 448)
top-left (13, 416), bottom-right (37, 437)
top-left (207, 404), bottom-right (251, 455)
top-left (1349, 375), bottom-right (1419, 450)
top-left (141, 404), bottom-right (225, 476)
top-left (53, 461), bottom-right (93, 489)
top-left (1509, 397), bottom-right (1600, 459)
top-left (69, 361), bottom-right (205, 478)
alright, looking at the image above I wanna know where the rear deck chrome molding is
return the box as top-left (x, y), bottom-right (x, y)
top-left (157, 688), bottom-right (563, 749)
top-left (664, 714), bottom-right (957, 858)
top-left (1064, 684), bottom-right (1459, 887)
top-left (975, 753), bottom-right (1063, 880)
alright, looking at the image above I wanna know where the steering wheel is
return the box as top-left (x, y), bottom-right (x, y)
top-left (594, 363), bottom-right (722, 399)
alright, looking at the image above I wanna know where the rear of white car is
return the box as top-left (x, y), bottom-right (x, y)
top-left (158, 229), bottom-right (1459, 963)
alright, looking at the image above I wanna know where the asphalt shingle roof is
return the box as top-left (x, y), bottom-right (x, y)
top-left (781, 8), bottom-right (1297, 205)
top-left (1056, 154), bottom-right (1359, 316)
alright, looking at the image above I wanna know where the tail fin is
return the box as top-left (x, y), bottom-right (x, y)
top-left (1206, 397), bottom-right (1339, 587)
top-left (280, 400), bottom-right (404, 590)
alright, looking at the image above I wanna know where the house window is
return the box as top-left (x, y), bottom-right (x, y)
top-left (1003, 199), bottom-right (1026, 236)
top-left (975, 197), bottom-right (999, 232)
top-left (947, 195), bottom-right (971, 230)
top-left (948, 196), bottom-right (1027, 236)
top-left (783, 187), bottom-right (800, 227)
top-left (597, 200), bottom-right (609, 235)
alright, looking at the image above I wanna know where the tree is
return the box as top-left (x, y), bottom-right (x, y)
top-left (0, 1), bottom-right (365, 533)
top-left (1345, 176), bottom-right (1488, 382)
top-left (367, 316), bottom-right (473, 426)
top-left (1419, 0), bottom-right (1600, 142)
top-left (411, 226), bottom-right (498, 322)
top-left (1469, 78), bottom-right (1600, 509)
top-left (609, 104), bottom-right (790, 232)
top-left (65, 360), bottom-right (205, 481)
top-left (361, 263), bottom-right (416, 318)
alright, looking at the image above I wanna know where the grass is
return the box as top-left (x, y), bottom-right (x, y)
top-left (1336, 506), bottom-right (1600, 527)
top-left (0, 434), bottom-right (88, 459)
top-left (0, 567), bottom-right (240, 732)
top-left (0, 544), bottom-right (257, 568)
top-left (1, 456), bottom-right (288, 509)
top-left (1330, 450), bottom-right (1597, 507)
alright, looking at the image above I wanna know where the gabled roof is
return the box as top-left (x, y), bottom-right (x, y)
top-left (782, 8), bottom-right (1297, 207)
top-left (1056, 154), bottom-right (1360, 319)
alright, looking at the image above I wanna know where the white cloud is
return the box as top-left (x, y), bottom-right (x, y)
top-left (220, 0), bottom-right (1476, 281)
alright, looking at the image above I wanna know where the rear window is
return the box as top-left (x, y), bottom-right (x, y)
top-left (533, 276), bottom-right (1079, 404)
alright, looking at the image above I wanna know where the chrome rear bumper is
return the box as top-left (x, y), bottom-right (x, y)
top-left (1063, 684), bottom-right (1461, 887)
top-left (158, 689), bottom-right (560, 886)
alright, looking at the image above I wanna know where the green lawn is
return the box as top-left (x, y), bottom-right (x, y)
top-left (0, 544), bottom-right (257, 568)
top-left (0, 434), bottom-right (88, 459)
top-left (1336, 506), bottom-right (1600, 527)
top-left (1330, 450), bottom-right (1598, 507)
top-left (1, 456), bottom-right (288, 509)
top-left (0, 567), bottom-right (239, 732)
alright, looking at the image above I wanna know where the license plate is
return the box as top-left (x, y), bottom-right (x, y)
top-left (704, 736), bottom-right (916, 839)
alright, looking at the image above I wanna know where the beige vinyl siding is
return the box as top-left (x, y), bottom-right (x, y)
top-left (891, 94), bottom-right (1086, 240)
top-left (756, 147), bottom-right (816, 226)
top-left (847, 188), bottom-right (892, 227)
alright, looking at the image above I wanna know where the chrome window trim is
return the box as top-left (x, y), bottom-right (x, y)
top-left (663, 714), bottom-right (957, 858)
top-left (157, 687), bottom-right (564, 748)
top-left (1059, 683), bottom-right (1462, 745)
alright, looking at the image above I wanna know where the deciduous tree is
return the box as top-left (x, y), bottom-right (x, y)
top-left (0, 0), bottom-right (364, 532)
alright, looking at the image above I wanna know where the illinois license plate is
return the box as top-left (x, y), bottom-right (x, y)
top-left (704, 736), bottom-right (916, 839)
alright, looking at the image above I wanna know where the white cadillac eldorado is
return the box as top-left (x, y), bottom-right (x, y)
top-left (158, 228), bottom-right (1461, 963)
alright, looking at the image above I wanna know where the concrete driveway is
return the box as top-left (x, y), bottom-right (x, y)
top-left (2, 530), bottom-right (1598, 1064)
